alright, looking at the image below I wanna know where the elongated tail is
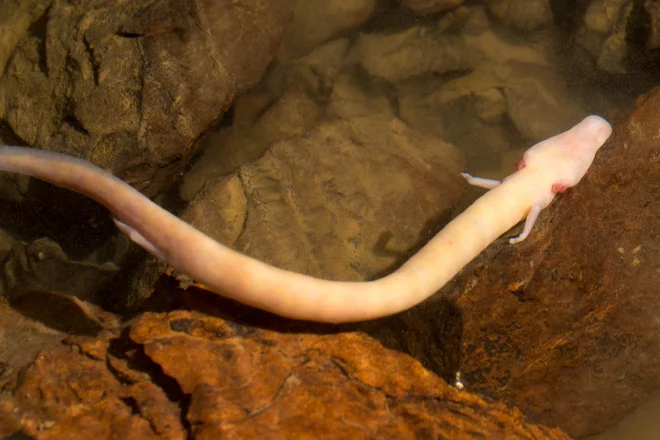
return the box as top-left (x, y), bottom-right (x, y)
top-left (0, 115), bottom-right (610, 324)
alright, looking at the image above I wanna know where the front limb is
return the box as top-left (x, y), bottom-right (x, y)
top-left (461, 172), bottom-right (540, 244)
top-left (459, 172), bottom-right (500, 189)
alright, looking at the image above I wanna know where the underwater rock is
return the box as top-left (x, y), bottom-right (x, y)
top-left (347, 26), bottom-right (483, 83)
top-left (179, 88), bottom-right (322, 201)
top-left (1, 331), bottom-right (185, 440)
top-left (267, 38), bottom-right (351, 99)
top-left (0, 228), bottom-right (13, 261)
top-left (645, 0), bottom-right (660, 50)
top-left (0, 298), bottom-right (65, 393)
top-left (0, 0), bottom-right (290, 197)
top-left (183, 115), bottom-right (465, 284)
top-left (277, 0), bottom-right (375, 60)
top-left (575, 0), bottom-right (658, 74)
top-left (487, 0), bottom-right (553, 31)
top-left (393, 7), bottom-right (582, 169)
top-left (0, 236), bottom-right (120, 392)
top-left (0, 310), bottom-right (572, 439)
top-left (179, 38), bottom-right (354, 201)
top-left (500, 61), bottom-right (586, 141)
top-left (400, 0), bottom-right (464, 15)
top-left (326, 73), bottom-right (396, 119)
top-left (1, 237), bottom-right (118, 302)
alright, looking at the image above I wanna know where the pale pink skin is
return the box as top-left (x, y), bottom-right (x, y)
top-left (0, 115), bottom-right (612, 323)
top-left (461, 115), bottom-right (612, 244)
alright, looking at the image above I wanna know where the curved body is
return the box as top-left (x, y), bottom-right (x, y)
top-left (0, 116), bottom-right (612, 323)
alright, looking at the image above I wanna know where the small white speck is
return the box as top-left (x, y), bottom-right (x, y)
top-left (454, 371), bottom-right (464, 390)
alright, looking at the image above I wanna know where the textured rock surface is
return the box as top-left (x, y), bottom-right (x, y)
top-left (575, 0), bottom-right (660, 74)
top-left (400, 0), bottom-right (464, 15)
top-left (0, 310), bottom-right (571, 439)
top-left (0, 298), bottom-right (65, 392)
top-left (178, 36), bottom-right (351, 202)
top-left (179, 88), bottom-right (322, 200)
top-left (278, 0), bottom-right (375, 60)
top-left (1, 330), bottom-right (185, 440)
top-left (578, 0), bottom-right (632, 74)
top-left (646, 0), bottom-right (660, 50)
top-left (0, 236), bottom-right (120, 388)
top-left (391, 7), bottom-right (584, 168)
top-left (0, 0), bottom-right (291, 325)
top-left (0, 0), bottom-right (290, 197)
top-left (348, 26), bottom-right (484, 83)
top-left (487, 0), bottom-right (552, 31)
top-left (1, 237), bottom-right (118, 301)
top-left (202, 115), bottom-right (465, 281)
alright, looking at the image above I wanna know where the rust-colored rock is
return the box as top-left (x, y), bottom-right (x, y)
top-left (0, 310), bottom-right (572, 439)
top-left (0, 297), bottom-right (65, 392)
top-left (3, 331), bottom-right (185, 439)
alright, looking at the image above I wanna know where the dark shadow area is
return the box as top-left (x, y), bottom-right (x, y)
top-left (9, 291), bottom-right (107, 336)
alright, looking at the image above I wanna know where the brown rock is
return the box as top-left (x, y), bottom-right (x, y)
top-left (0, 237), bottom-right (119, 390)
top-left (0, 0), bottom-right (291, 316)
top-left (180, 38), bottom-right (352, 201)
top-left (0, 227), bottom-right (14, 261)
top-left (326, 72), bottom-right (395, 119)
top-left (487, 0), bottom-right (552, 31)
top-left (179, 88), bottom-right (323, 200)
top-left (576, 0), bottom-right (635, 74)
top-left (5, 335), bottom-right (185, 439)
top-left (0, 298), bottom-right (65, 391)
top-left (136, 310), bottom-right (572, 439)
top-left (1, 237), bottom-right (118, 301)
top-left (348, 26), bottom-right (483, 83)
top-left (278, 0), bottom-right (375, 60)
top-left (395, 7), bottom-right (583, 169)
top-left (400, 0), bottom-right (464, 15)
top-left (184, 115), bottom-right (465, 282)
top-left (501, 61), bottom-right (586, 142)
top-left (0, 0), bottom-right (290, 197)
top-left (646, 0), bottom-right (660, 50)
top-left (1, 309), bottom-right (571, 439)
